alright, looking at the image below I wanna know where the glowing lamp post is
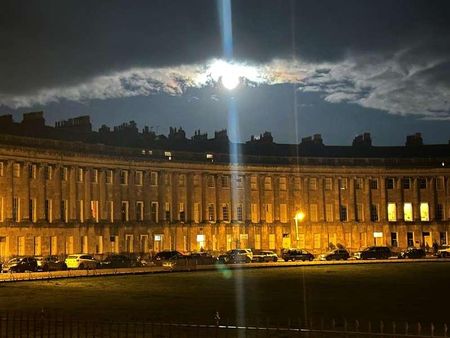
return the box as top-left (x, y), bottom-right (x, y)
top-left (294, 211), bottom-right (305, 242)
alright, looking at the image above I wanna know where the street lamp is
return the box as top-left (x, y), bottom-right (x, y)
top-left (294, 211), bottom-right (305, 242)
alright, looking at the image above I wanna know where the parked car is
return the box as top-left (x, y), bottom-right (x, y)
top-left (354, 246), bottom-right (392, 260)
top-left (36, 255), bottom-right (67, 271)
top-left (319, 249), bottom-right (350, 261)
top-left (187, 252), bottom-right (218, 265)
top-left (252, 250), bottom-right (278, 262)
top-left (398, 247), bottom-right (426, 259)
top-left (282, 249), bottom-right (314, 262)
top-left (436, 245), bottom-right (450, 258)
top-left (65, 254), bottom-right (98, 269)
top-left (153, 250), bottom-right (185, 266)
top-left (2, 257), bottom-right (38, 273)
top-left (218, 249), bottom-right (253, 264)
top-left (100, 254), bottom-right (134, 269)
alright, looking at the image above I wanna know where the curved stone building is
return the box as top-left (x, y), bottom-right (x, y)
top-left (0, 112), bottom-right (449, 260)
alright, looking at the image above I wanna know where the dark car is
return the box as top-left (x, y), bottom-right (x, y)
top-left (398, 247), bottom-right (426, 259)
top-left (282, 249), bottom-right (314, 262)
top-left (319, 249), bottom-right (350, 261)
top-left (218, 249), bottom-right (253, 264)
top-left (101, 254), bottom-right (134, 268)
top-left (187, 252), bottom-right (217, 265)
top-left (2, 257), bottom-right (38, 273)
top-left (153, 250), bottom-right (185, 266)
top-left (354, 246), bottom-right (392, 260)
top-left (36, 255), bottom-right (67, 271)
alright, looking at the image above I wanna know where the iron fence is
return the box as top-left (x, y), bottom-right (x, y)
top-left (0, 311), bottom-right (447, 337)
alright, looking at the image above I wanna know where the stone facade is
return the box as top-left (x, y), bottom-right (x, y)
top-left (0, 135), bottom-right (449, 260)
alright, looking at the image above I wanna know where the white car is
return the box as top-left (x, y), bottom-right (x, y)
top-left (437, 246), bottom-right (450, 258)
top-left (65, 254), bottom-right (98, 269)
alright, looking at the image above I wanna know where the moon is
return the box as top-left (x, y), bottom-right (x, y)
top-left (221, 72), bottom-right (240, 90)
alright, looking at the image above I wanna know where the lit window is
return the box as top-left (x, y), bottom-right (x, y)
top-left (420, 203), bottom-right (429, 221)
top-left (404, 203), bottom-right (413, 221)
top-left (387, 203), bottom-right (397, 222)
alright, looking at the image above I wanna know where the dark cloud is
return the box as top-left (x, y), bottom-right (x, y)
top-left (1, 0), bottom-right (449, 97)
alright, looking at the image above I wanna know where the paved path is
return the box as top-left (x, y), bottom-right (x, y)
top-left (1, 257), bottom-right (448, 282)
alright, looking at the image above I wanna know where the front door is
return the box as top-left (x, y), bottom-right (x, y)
top-left (422, 232), bottom-right (432, 250)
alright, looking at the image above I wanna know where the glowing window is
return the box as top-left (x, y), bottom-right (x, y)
top-left (404, 203), bottom-right (413, 222)
top-left (420, 203), bottom-right (429, 221)
top-left (387, 203), bottom-right (397, 222)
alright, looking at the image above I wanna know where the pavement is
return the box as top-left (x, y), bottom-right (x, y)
top-left (1, 257), bottom-right (449, 283)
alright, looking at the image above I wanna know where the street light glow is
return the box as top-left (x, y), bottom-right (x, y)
top-left (295, 211), bottom-right (305, 222)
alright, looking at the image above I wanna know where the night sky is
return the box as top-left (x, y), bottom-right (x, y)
top-left (1, 0), bottom-right (449, 145)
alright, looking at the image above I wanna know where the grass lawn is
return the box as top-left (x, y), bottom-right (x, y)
top-left (0, 262), bottom-right (448, 325)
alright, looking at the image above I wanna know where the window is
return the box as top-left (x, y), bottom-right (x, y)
top-left (250, 176), bottom-right (258, 190)
top-left (135, 171), bottom-right (143, 185)
top-left (387, 203), bottom-right (397, 222)
top-left (221, 175), bottom-right (229, 188)
top-left (136, 201), bottom-right (144, 221)
top-left (193, 203), bottom-right (200, 223)
top-left (150, 171), bottom-right (158, 186)
top-left (110, 235), bottom-right (119, 254)
top-left (339, 178), bottom-right (347, 190)
top-left (436, 204), bottom-right (443, 220)
top-left (325, 178), bottom-right (332, 190)
top-left (403, 203), bottom-right (413, 221)
top-left (370, 204), bottom-right (379, 222)
top-left (96, 236), bottom-right (103, 254)
top-left (77, 168), bottom-right (84, 182)
top-left (193, 175), bottom-right (200, 187)
top-left (440, 232), bottom-right (447, 246)
top-left (13, 163), bottom-right (21, 178)
top-left (339, 205), bottom-right (347, 222)
top-left (251, 203), bottom-right (258, 223)
top-left (90, 200), bottom-right (99, 222)
top-left (45, 199), bottom-right (52, 222)
top-left (356, 203), bottom-right (364, 222)
top-left (179, 202), bottom-right (185, 221)
top-left (120, 170), bottom-right (128, 185)
top-left (436, 177), bottom-right (444, 190)
top-left (325, 204), bottom-right (333, 222)
top-left (178, 174), bottom-right (186, 187)
top-left (313, 233), bottom-right (321, 249)
top-left (106, 170), bottom-right (113, 184)
top-left (34, 237), bottom-right (42, 256)
top-left (45, 166), bottom-right (53, 180)
top-left (279, 177), bottom-right (287, 191)
top-left (369, 179), bottom-right (378, 190)
top-left (222, 204), bottom-right (229, 222)
top-left (17, 236), bottom-right (25, 256)
top-left (420, 202), bottom-right (429, 221)
top-left (407, 232), bottom-right (414, 247)
top-left (355, 178), bottom-right (363, 189)
top-left (264, 177), bottom-right (272, 190)
top-left (81, 236), bottom-right (88, 253)
top-left (165, 202), bottom-right (171, 221)
top-left (280, 204), bottom-right (287, 223)
top-left (309, 178), bottom-right (317, 190)
top-left (418, 178), bottom-right (426, 189)
top-left (236, 204), bottom-right (243, 222)
top-left (265, 203), bottom-right (273, 223)
top-left (207, 175), bottom-right (215, 187)
top-left (390, 233), bottom-right (398, 247)
top-left (13, 197), bottom-right (21, 222)
top-left (151, 202), bottom-right (159, 222)
top-left (121, 201), bottom-right (129, 222)
top-left (402, 178), bottom-right (411, 189)
top-left (208, 204), bottom-right (215, 222)
top-left (294, 177), bottom-right (302, 190)
top-left (92, 169), bottom-right (98, 183)
top-left (29, 164), bottom-right (37, 179)
top-left (310, 204), bottom-right (318, 222)
top-left (235, 175), bottom-right (244, 189)
top-left (29, 198), bottom-right (37, 222)
top-left (61, 200), bottom-right (68, 223)
top-left (61, 167), bottom-right (68, 181)
top-left (165, 173), bottom-right (171, 185)
top-left (269, 233), bottom-right (276, 250)
top-left (386, 178), bottom-right (394, 189)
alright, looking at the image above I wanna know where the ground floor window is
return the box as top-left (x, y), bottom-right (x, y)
top-left (440, 232), bottom-right (447, 246)
top-left (407, 232), bottom-right (414, 247)
top-left (390, 232), bottom-right (398, 247)
top-left (269, 233), bottom-right (276, 250)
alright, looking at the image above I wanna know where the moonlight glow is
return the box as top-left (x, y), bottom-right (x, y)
top-left (203, 59), bottom-right (262, 90)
